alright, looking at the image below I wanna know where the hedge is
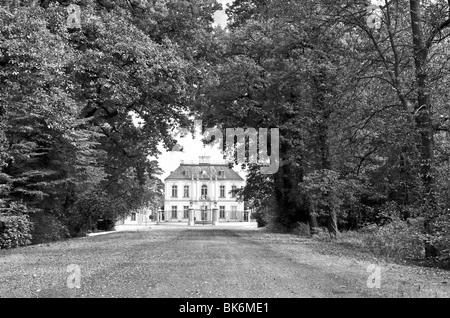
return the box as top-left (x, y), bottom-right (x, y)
top-left (0, 215), bottom-right (33, 249)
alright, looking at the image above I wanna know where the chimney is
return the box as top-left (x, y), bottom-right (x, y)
top-left (199, 156), bottom-right (211, 165)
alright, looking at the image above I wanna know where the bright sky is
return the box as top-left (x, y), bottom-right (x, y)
top-left (154, 122), bottom-right (233, 180)
top-left (213, 0), bottom-right (232, 28)
top-left (154, 123), bottom-right (248, 181)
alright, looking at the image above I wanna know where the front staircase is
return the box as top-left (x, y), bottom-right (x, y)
top-left (194, 220), bottom-right (213, 225)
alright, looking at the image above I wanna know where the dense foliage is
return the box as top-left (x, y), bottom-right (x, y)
top-left (0, 214), bottom-right (32, 249)
top-left (0, 0), bottom-right (220, 245)
top-left (1, 0), bottom-right (450, 266)
top-left (195, 0), bottom-right (450, 263)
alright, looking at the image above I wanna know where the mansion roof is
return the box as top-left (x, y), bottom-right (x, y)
top-left (165, 163), bottom-right (244, 181)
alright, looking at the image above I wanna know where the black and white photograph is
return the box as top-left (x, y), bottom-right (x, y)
top-left (1, 0), bottom-right (450, 303)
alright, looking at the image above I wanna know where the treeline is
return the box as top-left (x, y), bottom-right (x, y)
top-left (195, 0), bottom-right (450, 263)
top-left (2, 0), bottom-right (450, 265)
top-left (0, 0), bottom-right (221, 247)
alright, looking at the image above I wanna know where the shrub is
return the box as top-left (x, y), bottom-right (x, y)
top-left (292, 222), bottom-right (311, 236)
top-left (338, 218), bottom-right (425, 260)
top-left (30, 213), bottom-right (70, 244)
top-left (96, 219), bottom-right (115, 231)
top-left (428, 213), bottom-right (450, 263)
top-left (251, 199), bottom-right (278, 228)
top-left (0, 215), bottom-right (33, 249)
top-left (253, 211), bottom-right (267, 227)
top-left (363, 219), bottom-right (424, 259)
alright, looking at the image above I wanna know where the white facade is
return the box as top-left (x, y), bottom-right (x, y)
top-left (163, 159), bottom-right (245, 223)
top-left (116, 209), bottom-right (153, 226)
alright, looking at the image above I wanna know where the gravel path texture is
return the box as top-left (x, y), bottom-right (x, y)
top-left (0, 224), bottom-right (449, 298)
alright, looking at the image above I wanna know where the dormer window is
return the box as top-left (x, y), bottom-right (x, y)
top-left (218, 170), bottom-right (224, 177)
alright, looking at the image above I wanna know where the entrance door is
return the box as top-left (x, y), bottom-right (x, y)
top-left (201, 206), bottom-right (208, 221)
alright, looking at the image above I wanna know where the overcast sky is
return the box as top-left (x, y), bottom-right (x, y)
top-left (213, 0), bottom-right (232, 28)
top-left (155, 124), bottom-right (231, 180)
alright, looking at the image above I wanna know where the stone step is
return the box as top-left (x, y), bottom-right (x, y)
top-left (195, 221), bottom-right (213, 225)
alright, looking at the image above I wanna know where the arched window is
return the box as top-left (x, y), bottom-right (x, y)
top-left (201, 185), bottom-right (208, 197)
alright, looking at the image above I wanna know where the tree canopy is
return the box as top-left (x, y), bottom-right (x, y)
top-left (1, 0), bottom-right (450, 261)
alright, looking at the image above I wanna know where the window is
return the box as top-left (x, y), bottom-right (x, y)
top-left (218, 170), bottom-right (224, 177)
top-left (231, 185), bottom-right (237, 198)
top-left (220, 185), bottom-right (225, 198)
top-left (171, 206), bottom-right (177, 219)
top-left (183, 206), bottom-right (189, 219)
top-left (171, 185), bottom-right (178, 198)
top-left (231, 206), bottom-right (237, 219)
top-left (219, 206), bottom-right (225, 219)
top-left (201, 185), bottom-right (208, 197)
top-left (183, 185), bottom-right (190, 198)
top-left (131, 213), bottom-right (136, 221)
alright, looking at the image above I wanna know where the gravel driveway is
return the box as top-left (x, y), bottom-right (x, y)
top-left (0, 225), bottom-right (449, 298)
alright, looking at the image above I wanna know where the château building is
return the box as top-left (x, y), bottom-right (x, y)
top-left (163, 156), bottom-right (245, 224)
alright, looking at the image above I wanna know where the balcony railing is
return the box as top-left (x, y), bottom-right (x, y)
top-left (181, 160), bottom-right (231, 165)
top-left (199, 195), bottom-right (211, 201)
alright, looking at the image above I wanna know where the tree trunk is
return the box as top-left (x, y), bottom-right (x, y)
top-left (313, 67), bottom-right (339, 239)
top-left (409, 0), bottom-right (438, 258)
top-left (308, 213), bottom-right (320, 236)
top-left (327, 209), bottom-right (339, 239)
